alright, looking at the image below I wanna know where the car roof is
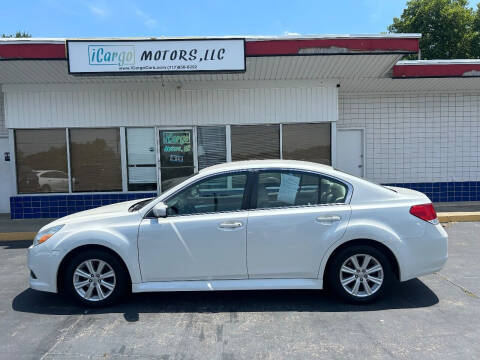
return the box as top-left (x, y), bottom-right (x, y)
top-left (199, 160), bottom-right (334, 175)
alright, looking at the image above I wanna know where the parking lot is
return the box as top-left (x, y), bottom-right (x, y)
top-left (0, 222), bottom-right (478, 360)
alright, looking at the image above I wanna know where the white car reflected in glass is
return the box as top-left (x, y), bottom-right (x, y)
top-left (28, 160), bottom-right (448, 307)
top-left (35, 170), bottom-right (69, 192)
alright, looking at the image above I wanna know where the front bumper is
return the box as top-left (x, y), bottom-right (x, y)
top-left (27, 244), bottom-right (64, 293)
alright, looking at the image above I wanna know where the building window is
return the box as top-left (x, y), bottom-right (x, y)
top-left (282, 123), bottom-right (331, 165)
top-left (15, 129), bottom-right (69, 194)
top-left (69, 128), bottom-right (122, 192)
top-left (197, 126), bottom-right (226, 170)
top-left (231, 125), bottom-right (280, 161)
top-left (126, 128), bottom-right (157, 191)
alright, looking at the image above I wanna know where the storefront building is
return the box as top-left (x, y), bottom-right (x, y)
top-left (0, 34), bottom-right (479, 218)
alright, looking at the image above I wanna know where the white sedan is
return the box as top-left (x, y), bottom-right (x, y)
top-left (28, 160), bottom-right (448, 306)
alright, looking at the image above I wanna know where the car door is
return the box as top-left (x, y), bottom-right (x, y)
top-left (247, 170), bottom-right (352, 279)
top-left (137, 171), bottom-right (250, 282)
top-left (50, 171), bottom-right (68, 192)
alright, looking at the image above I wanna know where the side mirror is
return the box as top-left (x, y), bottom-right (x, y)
top-left (152, 202), bottom-right (168, 218)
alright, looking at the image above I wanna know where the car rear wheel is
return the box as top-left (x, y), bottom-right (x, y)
top-left (326, 245), bottom-right (392, 303)
top-left (63, 249), bottom-right (128, 307)
top-left (41, 184), bottom-right (51, 192)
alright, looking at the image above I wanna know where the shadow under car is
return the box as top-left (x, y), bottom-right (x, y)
top-left (12, 278), bottom-right (438, 321)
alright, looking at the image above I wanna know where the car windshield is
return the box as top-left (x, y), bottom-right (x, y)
top-left (128, 198), bottom-right (155, 212)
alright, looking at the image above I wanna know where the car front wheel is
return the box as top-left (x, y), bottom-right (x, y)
top-left (326, 245), bottom-right (393, 303)
top-left (63, 249), bottom-right (128, 307)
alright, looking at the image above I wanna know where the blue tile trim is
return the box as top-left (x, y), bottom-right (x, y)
top-left (9, 181), bottom-right (480, 219)
top-left (10, 192), bottom-right (157, 219)
top-left (382, 181), bottom-right (480, 203)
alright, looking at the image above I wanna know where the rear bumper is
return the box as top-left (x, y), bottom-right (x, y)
top-left (400, 223), bottom-right (448, 281)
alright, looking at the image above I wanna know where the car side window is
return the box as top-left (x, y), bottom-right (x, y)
top-left (320, 177), bottom-right (348, 204)
top-left (255, 171), bottom-right (348, 209)
top-left (164, 173), bottom-right (248, 216)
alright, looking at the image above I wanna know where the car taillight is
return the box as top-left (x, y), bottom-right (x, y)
top-left (410, 203), bottom-right (438, 224)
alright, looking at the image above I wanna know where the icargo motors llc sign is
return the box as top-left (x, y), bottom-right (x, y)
top-left (66, 38), bottom-right (246, 74)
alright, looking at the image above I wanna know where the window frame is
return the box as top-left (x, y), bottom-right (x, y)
top-left (249, 168), bottom-right (352, 211)
top-left (147, 170), bottom-right (255, 218)
top-left (12, 122), bottom-right (336, 196)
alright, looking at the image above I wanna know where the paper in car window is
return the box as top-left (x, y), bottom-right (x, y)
top-left (277, 173), bottom-right (300, 204)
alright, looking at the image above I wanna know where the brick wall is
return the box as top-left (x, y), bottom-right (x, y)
top-left (338, 92), bottom-right (480, 185)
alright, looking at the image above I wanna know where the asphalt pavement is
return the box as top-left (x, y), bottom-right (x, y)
top-left (0, 222), bottom-right (479, 359)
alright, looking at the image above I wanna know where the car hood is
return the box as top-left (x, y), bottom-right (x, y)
top-left (40, 199), bottom-right (145, 230)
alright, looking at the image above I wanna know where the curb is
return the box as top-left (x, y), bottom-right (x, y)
top-left (0, 232), bottom-right (36, 242)
top-left (437, 212), bottom-right (480, 223)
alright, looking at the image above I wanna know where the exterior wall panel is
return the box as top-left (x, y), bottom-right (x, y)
top-left (339, 92), bottom-right (480, 185)
top-left (0, 92), bottom-right (6, 137)
top-left (4, 83), bottom-right (337, 129)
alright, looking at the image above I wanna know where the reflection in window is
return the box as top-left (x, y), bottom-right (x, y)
top-left (69, 128), bottom-right (122, 192)
top-left (15, 129), bottom-right (68, 193)
top-left (165, 173), bottom-right (247, 216)
top-left (197, 126), bottom-right (226, 170)
top-left (282, 123), bottom-right (331, 165)
top-left (127, 128), bottom-right (157, 191)
top-left (320, 177), bottom-right (348, 204)
top-left (231, 125), bottom-right (280, 161)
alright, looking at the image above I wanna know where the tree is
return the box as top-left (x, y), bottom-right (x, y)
top-left (388, 0), bottom-right (477, 59)
top-left (473, 3), bottom-right (480, 57)
top-left (1, 31), bottom-right (31, 38)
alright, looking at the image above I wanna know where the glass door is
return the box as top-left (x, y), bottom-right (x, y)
top-left (158, 129), bottom-right (196, 191)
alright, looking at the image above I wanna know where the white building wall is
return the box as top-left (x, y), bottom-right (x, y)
top-left (0, 92), bottom-right (14, 213)
top-left (338, 92), bottom-right (480, 184)
top-left (3, 82), bottom-right (337, 128)
top-left (0, 92), bottom-right (6, 136)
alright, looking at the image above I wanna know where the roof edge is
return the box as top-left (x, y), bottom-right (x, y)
top-left (393, 60), bottom-right (480, 78)
top-left (0, 33), bottom-right (422, 44)
top-left (0, 34), bottom-right (420, 60)
top-left (397, 59), bottom-right (480, 65)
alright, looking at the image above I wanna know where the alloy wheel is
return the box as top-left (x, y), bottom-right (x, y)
top-left (339, 254), bottom-right (384, 297)
top-left (73, 259), bottom-right (116, 302)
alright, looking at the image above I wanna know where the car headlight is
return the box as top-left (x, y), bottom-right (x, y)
top-left (33, 224), bottom-right (64, 246)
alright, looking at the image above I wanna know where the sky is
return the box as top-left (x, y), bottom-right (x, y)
top-left (0, 0), bottom-right (411, 38)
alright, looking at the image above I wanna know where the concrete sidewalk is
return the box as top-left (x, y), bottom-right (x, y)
top-left (434, 201), bottom-right (480, 212)
top-left (0, 214), bottom-right (55, 241)
top-left (1, 201), bottom-right (480, 241)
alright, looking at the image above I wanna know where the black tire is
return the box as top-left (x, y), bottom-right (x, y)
top-left (63, 249), bottom-right (129, 307)
top-left (41, 184), bottom-right (51, 192)
top-left (326, 245), bottom-right (393, 304)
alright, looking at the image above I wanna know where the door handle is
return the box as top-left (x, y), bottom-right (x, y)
top-left (219, 221), bottom-right (243, 229)
top-left (316, 215), bottom-right (341, 224)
